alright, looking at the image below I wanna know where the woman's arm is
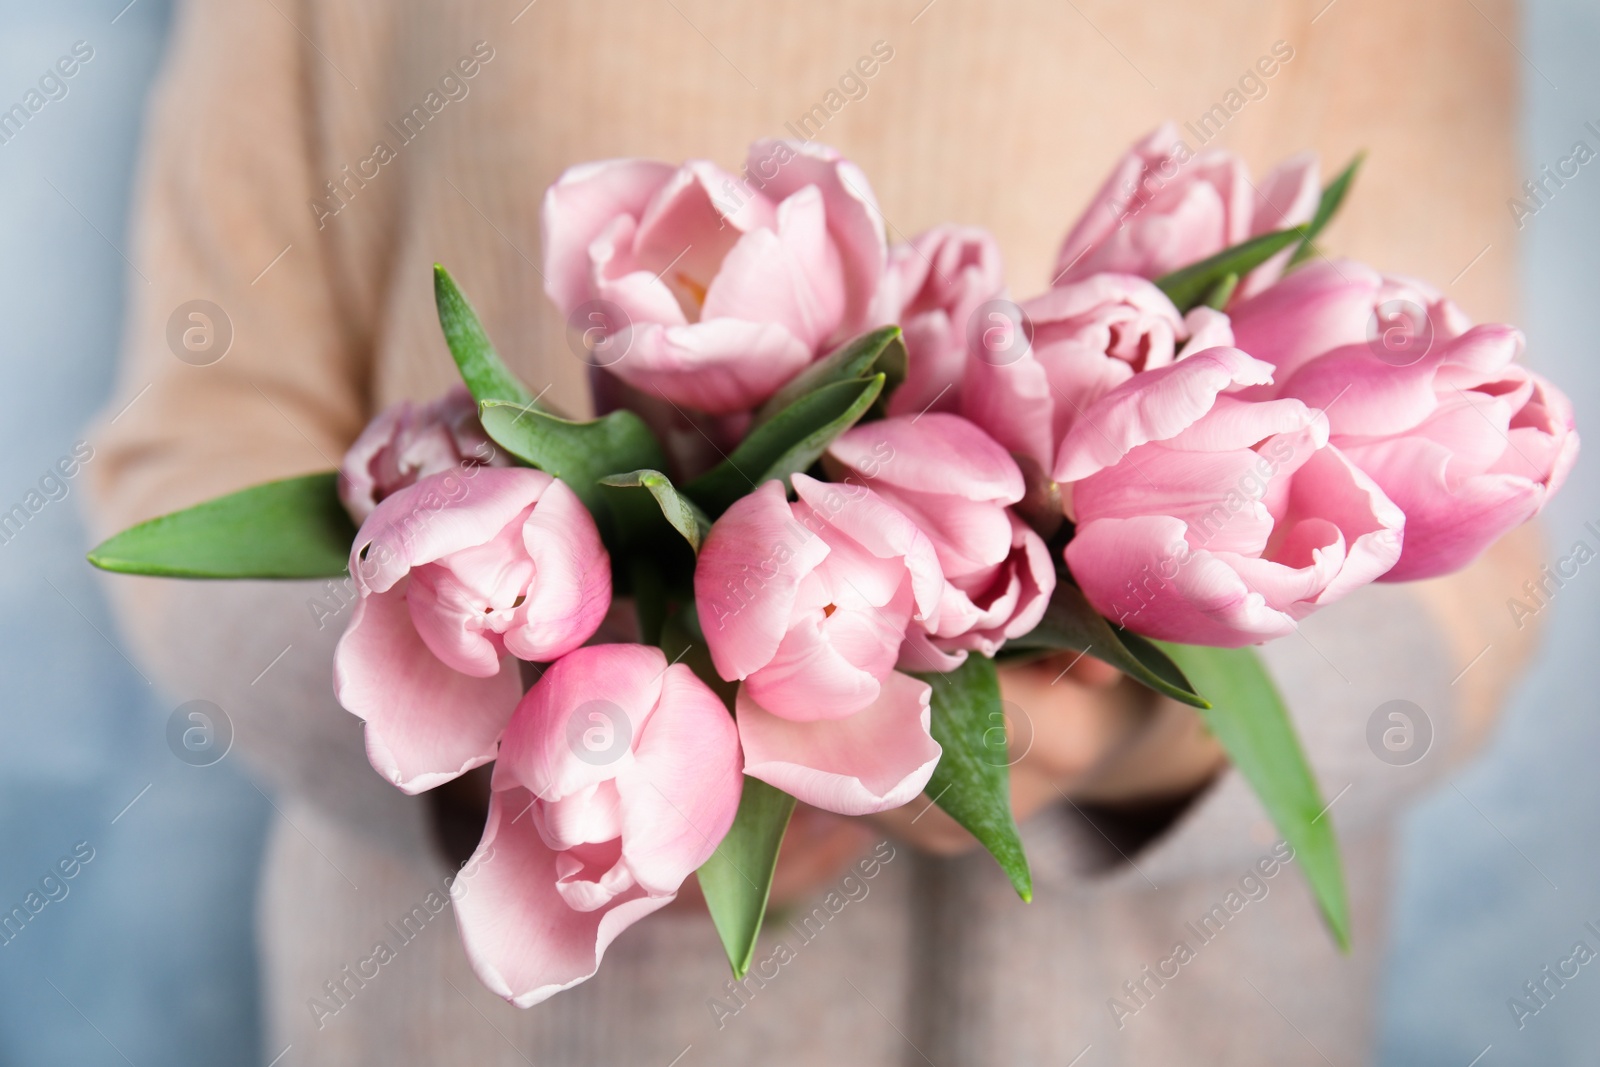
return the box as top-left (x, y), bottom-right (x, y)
top-left (82, 0), bottom-right (420, 846)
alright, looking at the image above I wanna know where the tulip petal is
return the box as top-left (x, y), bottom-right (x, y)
top-left (543, 158), bottom-right (676, 314)
top-left (737, 672), bottom-right (941, 816)
top-left (746, 139), bottom-right (887, 334)
top-left (611, 319), bottom-right (813, 414)
top-left (633, 162), bottom-right (770, 300)
top-left (616, 664), bottom-right (743, 894)
top-left (495, 644), bottom-right (667, 804)
top-left (505, 479), bottom-right (613, 662)
top-left (1054, 347), bottom-right (1276, 483)
top-left (352, 468), bottom-right (555, 594)
top-left (696, 481), bottom-right (832, 681)
top-left (701, 185), bottom-right (846, 349)
top-left (792, 474), bottom-right (944, 625)
top-left (333, 581), bottom-right (523, 793)
top-left (1067, 515), bottom-right (1299, 646)
top-left (830, 413), bottom-right (1024, 504)
top-left (451, 788), bottom-right (672, 1008)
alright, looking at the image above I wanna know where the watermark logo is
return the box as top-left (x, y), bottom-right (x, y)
top-left (968, 299), bottom-right (1033, 367)
top-left (166, 300), bottom-right (233, 366)
top-left (1365, 699), bottom-right (1432, 766)
top-left (166, 699), bottom-right (233, 767)
top-left (1366, 299), bottom-right (1433, 367)
top-left (565, 299), bottom-right (633, 368)
top-left (980, 698), bottom-right (1034, 767)
top-left (565, 699), bottom-right (631, 766)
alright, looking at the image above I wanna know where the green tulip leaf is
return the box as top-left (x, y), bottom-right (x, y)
top-left (478, 400), bottom-right (667, 518)
top-left (753, 326), bottom-right (906, 425)
top-left (1156, 226), bottom-right (1308, 312)
top-left (598, 469), bottom-right (709, 553)
top-left (911, 654), bottom-right (1032, 901)
top-left (697, 776), bottom-right (797, 979)
top-left (1154, 641), bottom-right (1351, 950)
top-left (1001, 583), bottom-right (1208, 709)
top-left (434, 264), bottom-right (538, 408)
top-left (684, 374), bottom-right (885, 516)
top-left (86, 471), bottom-right (354, 579)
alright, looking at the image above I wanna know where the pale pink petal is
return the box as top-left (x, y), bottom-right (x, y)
top-left (542, 158), bottom-right (677, 314)
top-left (746, 139), bottom-right (887, 334)
top-left (333, 583), bottom-right (523, 793)
top-left (737, 672), bottom-right (940, 816)
top-left (1053, 347), bottom-right (1276, 483)
top-left (631, 161), bottom-right (762, 304)
top-left (830, 413), bottom-right (1024, 504)
top-left (352, 468), bottom-right (555, 594)
top-left (451, 788), bottom-right (671, 1008)
top-left (695, 481), bottom-right (831, 681)
top-left (1227, 258), bottom-right (1384, 386)
top-left (504, 479), bottom-right (613, 661)
top-left (495, 644), bottom-right (667, 803)
top-left (611, 319), bottom-right (812, 414)
top-left (960, 348), bottom-right (1057, 470)
top-left (1066, 515), bottom-right (1298, 646)
top-left (1272, 445), bottom-right (1404, 601)
top-left (1177, 307), bottom-right (1235, 358)
top-left (615, 664), bottom-right (743, 894)
top-left (792, 474), bottom-right (943, 624)
top-left (1055, 123), bottom-right (1185, 281)
top-left (744, 613), bottom-right (887, 721)
top-left (701, 185), bottom-right (846, 349)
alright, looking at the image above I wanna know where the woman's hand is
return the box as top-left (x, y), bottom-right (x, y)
top-left (866, 652), bottom-right (1226, 856)
top-left (748, 653), bottom-right (1229, 905)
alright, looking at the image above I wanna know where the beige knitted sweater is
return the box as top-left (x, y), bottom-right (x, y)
top-left (86, 0), bottom-right (1536, 1062)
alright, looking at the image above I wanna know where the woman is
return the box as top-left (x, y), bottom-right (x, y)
top-left (87, 0), bottom-right (1537, 1062)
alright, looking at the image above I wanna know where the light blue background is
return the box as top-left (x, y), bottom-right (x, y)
top-left (1377, 1), bottom-right (1600, 1063)
top-left (0, 2), bottom-right (1593, 1063)
top-left (0, 3), bottom-right (269, 1065)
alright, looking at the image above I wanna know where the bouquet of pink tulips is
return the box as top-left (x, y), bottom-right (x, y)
top-left (90, 125), bottom-right (1578, 1006)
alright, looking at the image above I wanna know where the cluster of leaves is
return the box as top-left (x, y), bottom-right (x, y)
top-left (87, 156), bottom-right (1365, 974)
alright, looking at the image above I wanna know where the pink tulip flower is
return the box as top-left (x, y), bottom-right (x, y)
top-left (695, 476), bottom-right (943, 813)
top-left (1056, 347), bottom-right (1405, 646)
top-left (1279, 323), bottom-right (1578, 580)
top-left (334, 467), bottom-right (611, 792)
top-left (1053, 123), bottom-right (1319, 298)
top-left (541, 140), bottom-right (886, 414)
top-left (826, 413), bottom-right (1054, 667)
top-left (960, 273), bottom-right (1214, 472)
top-left (451, 644), bottom-right (742, 1007)
top-left (1227, 258), bottom-right (1472, 394)
top-left (338, 386), bottom-right (504, 523)
top-left (872, 225), bottom-right (1007, 418)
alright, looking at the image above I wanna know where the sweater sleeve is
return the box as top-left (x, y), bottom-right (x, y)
top-left (82, 0), bottom-right (423, 849)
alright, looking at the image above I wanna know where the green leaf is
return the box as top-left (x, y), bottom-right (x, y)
top-left (697, 776), bottom-right (797, 978)
top-left (1200, 272), bottom-right (1239, 311)
top-left (1153, 641), bottom-right (1351, 950)
top-left (683, 374), bottom-right (885, 516)
top-left (753, 326), bottom-right (906, 425)
top-left (911, 655), bottom-right (1032, 901)
top-left (87, 472), bottom-right (355, 579)
top-left (478, 400), bottom-right (667, 516)
top-left (1001, 583), bottom-right (1209, 709)
top-left (1287, 152), bottom-right (1366, 268)
top-left (433, 264), bottom-right (537, 407)
top-left (1155, 226), bottom-right (1307, 312)
top-left (598, 469), bottom-right (709, 552)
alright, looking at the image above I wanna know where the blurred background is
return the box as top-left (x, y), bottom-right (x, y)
top-left (0, 1), bottom-right (1595, 1063)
